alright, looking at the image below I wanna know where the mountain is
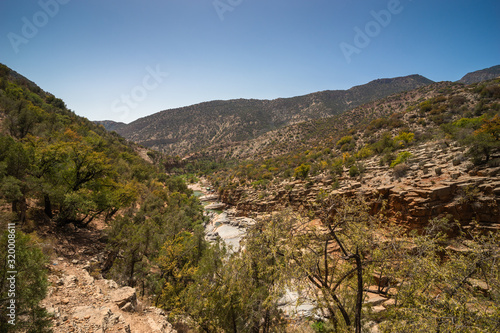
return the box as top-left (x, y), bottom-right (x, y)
top-left (458, 64), bottom-right (500, 85)
top-left (111, 75), bottom-right (433, 156)
top-left (94, 119), bottom-right (126, 132)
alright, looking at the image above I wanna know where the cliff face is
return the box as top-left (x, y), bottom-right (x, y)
top-left (220, 141), bottom-right (500, 230)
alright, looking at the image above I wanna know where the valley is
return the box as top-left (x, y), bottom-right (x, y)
top-left (0, 63), bottom-right (499, 332)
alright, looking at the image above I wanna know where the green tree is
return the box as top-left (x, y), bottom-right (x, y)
top-left (4, 102), bottom-right (38, 140)
top-left (379, 219), bottom-right (500, 332)
top-left (183, 216), bottom-right (289, 333)
top-left (0, 230), bottom-right (51, 332)
top-left (0, 136), bottom-right (31, 222)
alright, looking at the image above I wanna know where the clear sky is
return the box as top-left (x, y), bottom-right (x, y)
top-left (1, 0), bottom-right (499, 123)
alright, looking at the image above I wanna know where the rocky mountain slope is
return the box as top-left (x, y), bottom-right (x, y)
top-left (94, 120), bottom-right (126, 132)
top-left (219, 141), bottom-right (500, 230)
top-left (208, 76), bottom-right (500, 231)
top-left (108, 75), bottom-right (433, 156)
top-left (458, 64), bottom-right (500, 85)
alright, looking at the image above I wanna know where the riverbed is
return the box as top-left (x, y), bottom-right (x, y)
top-left (189, 181), bottom-right (317, 318)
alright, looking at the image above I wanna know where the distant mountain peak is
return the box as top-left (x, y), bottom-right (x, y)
top-left (458, 65), bottom-right (500, 85)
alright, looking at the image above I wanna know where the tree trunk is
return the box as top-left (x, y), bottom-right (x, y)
top-left (44, 194), bottom-right (53, 218)
top-left (354, 247), bottom-right (363, 333)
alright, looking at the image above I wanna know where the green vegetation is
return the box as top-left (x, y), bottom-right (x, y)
top-left (390, 151), bottom-right (413, 168)
top-left (1, 63), bottom-right (499, 332)
top-left (0, 64), bottom-right (207, 331)
top-left (0, 231), bottom-right (51, 332)
top-left (294, 163), bottom-right (311, 180)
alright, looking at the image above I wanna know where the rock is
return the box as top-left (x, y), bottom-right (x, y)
top-left (468, 279), bottom-right (490, 294)
top-left (104, 279), bottom-right (118, 289)
top-left (65, 275), bottom-right (78, 286)
top-left (429, 186), bottom-right (453, 201)
top-left (383, 298), bottom-right (396, 307)
top-left (477, 167), bottom-right (500, 177)
top-left (80, 269), bottom-right (95, 285)
top-left (364, 293), bottom-right (387, 306)
top-left (377, 185), bottom-right (394, 197)
top-left (147, 316), bottom-right (176, 333)
top-left (205, 202), bottom-right (225, 210)
top-left (372, 305), bottom-right (386, 313)
top-left (111, 287), bottom-right (137, 311)
top-left (364, 321), bottom-right (380, 333)
top-left (199, 194), bottom-right (218, 202)
top-left (121, 302), bottom-right (134, 312)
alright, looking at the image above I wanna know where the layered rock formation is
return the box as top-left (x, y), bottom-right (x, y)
top-left (220, 141), bottom-right (500, 230)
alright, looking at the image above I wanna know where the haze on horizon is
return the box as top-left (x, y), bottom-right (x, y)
top-left (1, 0), bottom-right (498, 123)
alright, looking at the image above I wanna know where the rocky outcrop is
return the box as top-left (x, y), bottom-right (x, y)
top-left (111, 287), bottom-right (137, 312)
top-left (220, 142), bottom-right (500, 230)
top-left (42, 257), bottom-right (176, 333)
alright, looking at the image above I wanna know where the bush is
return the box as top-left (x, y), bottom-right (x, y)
top-left (349, 165), bottom-right (360, 177)
top-left (294, 164), bottom-right (310, 180)
top-left (330, 159), bottom-right (343, 176)
top-left (393, 131), bottom-right (415, 147)
top-left (390, 151), bottom-right (413, 168)
top-left (393, 163), bottom-right (409, 178)
top-left (336, 135), bottom-right (354, 147)
top-left (355, 145), bottom-right (374, 159)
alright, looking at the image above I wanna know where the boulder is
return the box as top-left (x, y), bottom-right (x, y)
top-left (429, 186), bottom-right (453, 201)
top-left (111, 287), bottom-right (137, 311)
top-left (205, 203), bottom-right (225, 210)
top-left (364, 293), bottom-right (387, 306)
top-left (147, 316), bottom-right (176, 333)
top-left (199, 194), bottom-right (218, 202)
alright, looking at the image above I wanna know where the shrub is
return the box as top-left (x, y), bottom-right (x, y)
top-left (330, 159), bottom-right (343, 176)
top-left (393, 163), bottom-right (409, 178)
top-left (394, 131), bottom-right (415, 147)
top-left (336, 135), bottom-right (354, 147)
top-left (294, 164), bottom-right (310, 180)
top-left (349, 165), bottom-right (360, 177)
top-left (390, 151), bottom-right (413, 168)
top-left (372, 132), bottom-right (394, 154)
top-left (355, 145), bottom-right (374, 159)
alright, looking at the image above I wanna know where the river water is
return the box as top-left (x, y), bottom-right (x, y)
top-left (191, 184), bottom-right (316, 318)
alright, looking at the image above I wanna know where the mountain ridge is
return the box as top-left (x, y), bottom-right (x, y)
top-left (458, 64), bottom-right (500, 85)
top-left (107, 74), bottom-right (434, 156)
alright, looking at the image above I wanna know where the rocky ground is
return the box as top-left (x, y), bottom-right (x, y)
top-left (38, 222), bottom-right (177, 333)
top-left (41, 257), bottom-right (176, 333)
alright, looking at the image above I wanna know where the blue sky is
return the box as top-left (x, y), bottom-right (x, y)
top-left (1, 0), bottom-right (499, 123)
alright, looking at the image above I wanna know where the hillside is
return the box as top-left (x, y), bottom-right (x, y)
top-left (110, 75), bottom-right (433, 156)
top-left (94, 119), bottom-right (126, 132)
top-left (202, 78), bottom-right (500, 228)
top-left (0, 63), bottom-right (203, 332)
top-left (458, 64), bottom-right (500, 85)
